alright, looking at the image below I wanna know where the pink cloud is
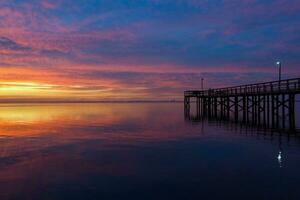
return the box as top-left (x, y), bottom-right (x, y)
top-left (41, 0), bottom-right (60, 9)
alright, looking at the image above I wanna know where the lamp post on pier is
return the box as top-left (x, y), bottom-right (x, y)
top-left (276, 61), bottom-right (282, 82)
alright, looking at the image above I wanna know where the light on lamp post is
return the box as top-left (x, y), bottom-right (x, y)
top-left (276, 61), bottom-right (282, 81)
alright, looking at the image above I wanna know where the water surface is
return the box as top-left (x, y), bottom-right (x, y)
top-left (0, 103), bottom-right (300, 200)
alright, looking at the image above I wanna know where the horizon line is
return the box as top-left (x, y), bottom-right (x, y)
top-left (0, 100), bottom-right (184, 104)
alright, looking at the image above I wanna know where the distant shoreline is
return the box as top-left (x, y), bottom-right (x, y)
top-left (0, 100), bottom-right (184, 104)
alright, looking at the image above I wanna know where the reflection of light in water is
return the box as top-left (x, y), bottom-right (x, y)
top-left (277, 151), bottom-right (282, 168)
top-left (277, 149), bottom-right (284, 199)
top-left (0, 104), bottom-right (122, 124)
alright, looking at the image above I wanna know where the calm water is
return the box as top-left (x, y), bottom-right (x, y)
top-left (0, 103), bottom-right (300, 200)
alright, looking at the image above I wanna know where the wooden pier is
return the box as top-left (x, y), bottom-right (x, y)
top-left (184, 78), bottom-right (300, 130)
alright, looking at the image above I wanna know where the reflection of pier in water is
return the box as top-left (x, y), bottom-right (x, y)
top-left (184, 78), bottom-right (300, 131)
top-left (185, 114), bottom-right (300, 171)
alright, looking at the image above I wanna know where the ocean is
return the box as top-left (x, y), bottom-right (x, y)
top-left (0, 102), bottom-right (299, 200)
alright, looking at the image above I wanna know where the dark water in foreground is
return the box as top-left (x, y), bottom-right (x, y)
top-left (0, 103), bottom-right (300, 200)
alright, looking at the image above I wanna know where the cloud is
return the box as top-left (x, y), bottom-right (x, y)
top-left (0, 37), bottom-right (31, 51)
top-left (40, 0), bottom-right (60, 9)
top-left (2, 0), bottom-right (300, 70)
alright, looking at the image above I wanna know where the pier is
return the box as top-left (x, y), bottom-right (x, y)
top-left (184, 78), bottom-right (300, 130)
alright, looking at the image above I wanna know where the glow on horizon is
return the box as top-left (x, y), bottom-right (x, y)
top-left (0, 81), bottom-right (114, 100)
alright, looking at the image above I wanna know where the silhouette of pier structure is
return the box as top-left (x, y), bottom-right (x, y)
top-left (184, 78), bottom-right (300, 130)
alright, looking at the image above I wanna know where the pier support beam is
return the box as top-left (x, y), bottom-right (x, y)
top-left (234, 96), bottom-right (239, 122)
top-left (289, 94), bottom-right (296, 130)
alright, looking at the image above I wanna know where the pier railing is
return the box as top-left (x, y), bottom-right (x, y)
top-left (185, 78), bottom-right (300, 97)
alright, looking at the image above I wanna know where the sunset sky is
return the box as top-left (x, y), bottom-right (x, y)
top-left (0, 0), bottom-right (300, 101)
